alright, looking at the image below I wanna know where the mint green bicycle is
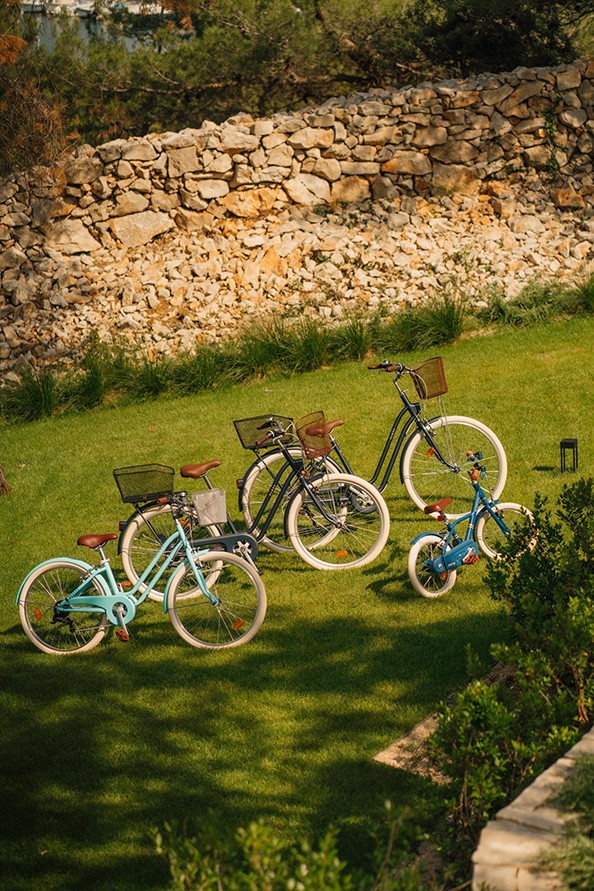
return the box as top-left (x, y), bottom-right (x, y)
top-left (17, 465), bottom-right (266, 654)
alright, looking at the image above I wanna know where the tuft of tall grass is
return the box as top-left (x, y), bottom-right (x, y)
top-left (169, 344), bottom-right (225, 395)
top-left (283, 319), bottom-right (332, 372)
top-left (128, 356), bottom-right (171, 400)
top-left (67, 336), bottom-right (135, 409)
top-left (375, 295), bottom-right (466, 353)
top-left (331, 314), bottom-right (378, 361)
top-left (228, 318), bottom-right (288, 380)
top-left (0, 365), bottom-right (62, 422)
top-left (479, 280), bottom-right (568, 326)
top-left (565, 273), bottom-right (594, 316)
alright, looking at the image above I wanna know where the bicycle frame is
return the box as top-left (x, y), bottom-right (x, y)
top-left (411, 479), bottom-right (511, 574)
top-left (336, 372), bottom-right (467, 491)
top-left (16, 517), bottom-right (234, 628)
top-left (236, 427), bottom-right (350, 541)
top-left (242, 373), bottom-right (460, 499)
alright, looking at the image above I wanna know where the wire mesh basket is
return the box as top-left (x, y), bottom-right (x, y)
top-left (113, 464), bottom-right (175, 504)
top-left (410, 357), bottom-right (448, 400)
top-left (233, 415), bottom-right (294, 450)
top-left (191, 488), bottom-right (227, 526)
top-left (296, 411), bottom-right (333, 459)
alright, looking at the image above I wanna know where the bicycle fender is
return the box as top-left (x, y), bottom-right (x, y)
top-left (16, 557), bottom-right (112, 604)
top-left (410, 530), bottom-right (446, 546)
top-left (116, 500), bottom-right (162, 554)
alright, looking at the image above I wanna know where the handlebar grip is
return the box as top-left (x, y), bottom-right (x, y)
top-left (367, 361), bottom-right (403, 373)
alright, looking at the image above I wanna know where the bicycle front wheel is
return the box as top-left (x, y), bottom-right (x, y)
top-left (476, 502), bottom-right (537, 560)
top-left (286, 473), bottom-right (390, 570)
top-left (168, 551), bottom-right (267, 649)
top-left (120, 503), bottom-right (220, 602)
top-left (401, 415), bottom-right (507, 518)
top-left (407, 534), bottom-right (457, 598)
top-left (241, 448), bottom-right (342, 554)
top-left (18, 560), bottom-right (109, 654)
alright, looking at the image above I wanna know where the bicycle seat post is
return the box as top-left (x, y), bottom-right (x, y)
top-left (96, 545), bottom-right (110, 565)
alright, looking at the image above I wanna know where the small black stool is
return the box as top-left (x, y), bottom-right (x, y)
top-left (560, 438), bottom-right (578, 472)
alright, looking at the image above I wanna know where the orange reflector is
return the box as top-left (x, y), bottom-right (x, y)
top-left (232, 619), bottom-right (245, 631)
top-left (335, 550), bottom-right (349, 558)
top-left (121, 581), bottom-right (132, 589)
top-left (426, 448), bottom-right (436, 458)
top-left (440, 572), bottom-right (448, 580)
top-left (34, 607), bottom-right (43, 621)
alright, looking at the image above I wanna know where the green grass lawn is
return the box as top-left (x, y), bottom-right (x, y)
top-left (1, 317), bottom-right (593, 890)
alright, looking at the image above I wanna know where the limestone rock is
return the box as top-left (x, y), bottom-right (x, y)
top-left (45, 219), bottom-right (102, 253)
top-left (330, 177), bottom-right (371, 204)
top-left (63, 156), bottom-right (103, 185)
top-left (108, 211), bottom-right (175, 247)
top-left (283, 174), bottom-right (331, 205)
top-left (218, 188), bottom-right (280, 217)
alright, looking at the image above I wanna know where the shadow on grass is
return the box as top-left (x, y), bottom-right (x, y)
top-left (1, 592), bottom-right (501, 891)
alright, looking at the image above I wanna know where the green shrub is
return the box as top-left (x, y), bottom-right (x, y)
top-left (154, 819), bottom-right (355, 891)
top-left (153, 805), bottom-right (437, 891)
top-left (430, 479), bottom-right (594, 838)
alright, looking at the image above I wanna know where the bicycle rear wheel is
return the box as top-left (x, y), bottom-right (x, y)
top-left (401, 415), bottom-right (507, 518)
top-left (168, 552), bottom-right (266, 649)
top-left (476, 502), bottom-right (537, 560)
top-left (407, 534), bottom-right (457, 598)
top-left (18, 560), bottom-right (109, 654)
top-left (286, 473), bottom-right (390, 570)
top-left (120, 503), bottom-right (220, 602)
top-left (241, 448), bottom-right (342, 553)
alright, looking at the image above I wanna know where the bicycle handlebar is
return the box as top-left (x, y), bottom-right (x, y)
top-left (367, 360), bottom-right (404, 373)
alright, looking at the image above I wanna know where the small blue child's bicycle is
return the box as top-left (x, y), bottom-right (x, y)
top-left (17, 465), bottom-right (266, 654)
top-left (407, 452), bottom-right (537, 598)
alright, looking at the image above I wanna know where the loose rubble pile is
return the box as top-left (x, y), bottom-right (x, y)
top-left (1, 59), bottom-right (594, 379)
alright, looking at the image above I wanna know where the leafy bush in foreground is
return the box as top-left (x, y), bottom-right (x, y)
top-left (430, 478), bottom-right (594, 837)
top-left (153, 805), bottom-right (435, 891)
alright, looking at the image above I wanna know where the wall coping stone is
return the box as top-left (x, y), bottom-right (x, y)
top-left (472, 726), bottom-right (594, 890)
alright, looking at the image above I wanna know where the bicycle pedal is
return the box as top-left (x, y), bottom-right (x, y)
top-left (463, 553), bottom-right (479, 565)
top-left (115, 628), bottom-right (131, 642)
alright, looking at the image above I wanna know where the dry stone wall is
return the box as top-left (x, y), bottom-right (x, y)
top-left (1, 59), bottom-right (594, 378)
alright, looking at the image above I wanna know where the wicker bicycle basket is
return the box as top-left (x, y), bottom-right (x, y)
top-left (233, 415), bottom-right (294, 450)
top-left (296, 411), bottom-right (333, 459)
top-left (113, 464), bottom-right (175, 504)
top-left (191, 488), bottom-right (227, 526)
top-left (410, 357), bottom-right (448, 400)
